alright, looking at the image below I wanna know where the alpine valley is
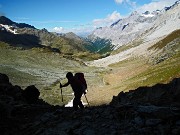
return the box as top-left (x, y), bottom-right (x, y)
top-left (0, 1), bottom-right (180, 134)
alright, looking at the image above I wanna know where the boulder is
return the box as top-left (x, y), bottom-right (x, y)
top-left (0, 73), bottom-right (9, 84)
top-left (22, 85), bottom-right (40, 104)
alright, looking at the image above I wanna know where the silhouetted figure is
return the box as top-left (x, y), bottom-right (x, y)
top-left (60, 72), bottom-right (84, 110)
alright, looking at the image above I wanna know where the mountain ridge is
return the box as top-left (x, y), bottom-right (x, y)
top-left (88, 0), bottom-right (180, 51)
top-left (87, 0), bottom-right (180, 67)
top-left (0, 16), bottom-right (36, 29)
top-left (0, 16), bottom-right (94, 55)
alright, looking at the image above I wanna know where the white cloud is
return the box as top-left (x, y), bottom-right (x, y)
top-left (115, 0), bottom-right (138, 11)
top-left (52, 26), bottom-right (94, 36)
top-left (126, 0), bottom-right (137, 10)
top-left (93, 11), bottom-right (122, 27)
top-left (52, 11), bottom-right (122, 36)
top-left (53, 27), bottom-right (64, 32)
top-left (115, 0), bottom-right (124, 4)
top-left (136, 0), bottom-right (178, 13)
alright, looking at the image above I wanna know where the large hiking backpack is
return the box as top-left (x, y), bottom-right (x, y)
top-left (75, 72), bottom-right (87, 91)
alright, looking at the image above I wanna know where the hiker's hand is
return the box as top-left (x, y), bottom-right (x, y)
top-left (84, 91), bottom-right (86, 94)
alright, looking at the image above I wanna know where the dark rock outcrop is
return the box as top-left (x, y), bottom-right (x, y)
top-left (0, 73), bottom-right (9, 84)
top-left (0, 73), bottom-right (180, 135)
top-left (111, 78), bottom-right (180, 106)
top-left (22, 85), bottom-right (40, 104)
top-left (0, 16), bottom-right (36, 29)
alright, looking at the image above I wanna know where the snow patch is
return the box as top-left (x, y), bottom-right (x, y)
top-left (0, 24), bottom-right (18, 34)
top-left (141, 14), bottom-right (155, 18)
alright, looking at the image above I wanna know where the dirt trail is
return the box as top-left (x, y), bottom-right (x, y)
top-left (84, 60), bottom-right (150, 105)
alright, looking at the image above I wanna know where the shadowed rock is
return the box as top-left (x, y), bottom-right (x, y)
top-left (111, 78), bottom-right (180, 106)
top-left (0, 73), bottom-right (9, 84)
top-left (22, 85), bottom-right (40, 104)
top-left (0, 73), bottom-right (180, 135)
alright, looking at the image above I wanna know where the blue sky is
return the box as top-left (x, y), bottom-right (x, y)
top-left (0, 0), bottom-right (178, 35)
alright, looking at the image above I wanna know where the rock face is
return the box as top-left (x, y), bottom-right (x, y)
top-left (22, 85), bottom-right (40, 104)
top-left (111, 78), bottom-right (180, 106)
top-left (0, 73), bottom-right (180, 135)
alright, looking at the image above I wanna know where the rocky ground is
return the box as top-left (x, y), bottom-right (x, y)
top-left (0, 73), bottom-right (180, 135)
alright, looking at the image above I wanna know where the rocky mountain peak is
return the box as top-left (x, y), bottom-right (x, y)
top-left (64, 32), bottom-right (82, 41)
top-left (0, 16), bottom-right (14, 25)
top-left (0, 16), bottom-right (35, 29)
top-left (40, 28), bottom-right (49, 33)
top-left (110, 19), bottom-right (122, 27)
top-left (130, 11), bottom-right (139, 16)
top-left (152, 10), bottom-right (161, 15)
top-left (143, 11), bottom-right (150, 15)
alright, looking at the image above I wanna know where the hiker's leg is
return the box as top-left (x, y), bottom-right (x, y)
top-left (73, 97), bottom-right (78, 110)
top-left (77, 92), bottom-right (84, 109)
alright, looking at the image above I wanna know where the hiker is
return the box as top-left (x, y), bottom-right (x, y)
top-left (60, 72), bottom-right (84, 110)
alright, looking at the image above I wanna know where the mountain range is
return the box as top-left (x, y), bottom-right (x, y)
top-left (88, 0), bottom-right (180, 52)
top-left (87, 0), bottom-right (180, 67)
top-left (0, 1), bottom-right (179, 57)
top-left (0, 2), bottom-right (180, 134)
top-left (0, 1), bottom-right (179, 105)
top-left (0, 16), bottom-right (95, 55)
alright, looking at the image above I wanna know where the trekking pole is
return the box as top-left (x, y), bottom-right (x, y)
top-left (59, 80), bottom-right (64, 103)
top-left (84, 93), bottom-right (90, 107)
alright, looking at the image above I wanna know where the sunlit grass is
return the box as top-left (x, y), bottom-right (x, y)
top-left (112, 53), bottom-right (180, 92)
top-left (148, 29), bottom-right (180, 50)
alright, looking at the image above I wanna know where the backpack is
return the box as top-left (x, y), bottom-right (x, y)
top-left (75, 72), bottom-right (87, 92)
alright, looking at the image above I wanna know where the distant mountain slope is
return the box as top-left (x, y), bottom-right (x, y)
top-left (0, 16), bottom-right (92, 54)
top-left (88, 1), bottom-right (180, 51)
top-left (16, 28), bottom-right (89, 53)
top-left (87, 28), bottom-right (180, 67)
top-left (87, 1), bottom-right (180, 67)
top-left (0, 28), bottom-right (42, 48)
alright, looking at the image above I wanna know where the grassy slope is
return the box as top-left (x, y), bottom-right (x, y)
top-left (0, 42), bottom-right (104, 105)
top-left (112, 53), bottom-right (180, 91)
top-left (85, 30), bottom-right (180, 105)
top-left (110, 29), bottom-right (180, 91)
top-left (0, 29), bottom-right (179, 106)
top-left (86, 53), bottom-right (180, 105)
top-left (148, 29), bottom-right (180, 50)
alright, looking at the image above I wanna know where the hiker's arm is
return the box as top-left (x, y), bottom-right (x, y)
top-left (60, 82), bottom-right (69, 88)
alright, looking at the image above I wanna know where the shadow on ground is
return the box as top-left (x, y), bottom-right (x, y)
top-left (0, 73), bottom-right (180, 135)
